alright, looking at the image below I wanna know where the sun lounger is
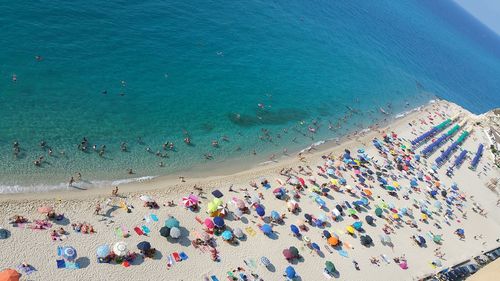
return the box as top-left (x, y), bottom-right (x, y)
top-left (56, 259), bottom-right (65, 269)
top-left (133, 227), bottom-right (143, 236)
top-left (173, 252), bottom-right (181, 262)
top-left (141, 225), bottom-right (150, 234)
top-left (167, 255), bottom-right (173, 268)
top-left (179, 252), bottom-right (188, 260)
top-left (65, 261), bottom-right (80, 269)
top-left (210, 276), bottom-right (220, 281)
top-left (245, 227), bottom-right (256, 237)
top-left (18, 265), bottom-right (36, 275)
top-left (150, 214), bottom-right (158, 222)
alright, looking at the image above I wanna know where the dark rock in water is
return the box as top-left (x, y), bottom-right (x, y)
top-left (228, 108), bottom-right (308, 127)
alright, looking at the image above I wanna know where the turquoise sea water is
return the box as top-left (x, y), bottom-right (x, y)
top-left (0, 0), bottom-right (499, 192)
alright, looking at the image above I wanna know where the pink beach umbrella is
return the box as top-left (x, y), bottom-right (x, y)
top-left (181, 196), bottom-right (198, 208)
top-left (204, 218), bottom-right (214, 229)
top-left (298, 178), bottom-right (306, 186)
top-left (38, 206), bottom-right (53, 214)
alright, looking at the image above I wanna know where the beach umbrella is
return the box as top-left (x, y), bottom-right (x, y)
top-left (271, 210), bottom-right (280, 220)
top-left (433, 235), bottom-right (443, 243)
top-left (379, 234), bottom-right (391, 244)
top-left (346, 225), bottom-right (355, 234)
top-left (327, 236), bottom-right (339, 246)
top-left (392, 214), bottom-right (400, 220)
top-left (159, 226), bottom-right (170, 237)
top-left (221, 230), bottom-right (233, 241)
top-left (290, 225), bottom-right (300, 236)
top-left (433, 259), bottom-right (442, 267)
top-left (335, 205), bottom-right (343, 213)
top-left (251, 195), bottom-right (260, 205)
top-left (347, 208), bottom-right (357, 216)
top-left (139, 195), bottom-right (154, 202)
top-left (311, 243), bottom-right (320, 252)
top-left (213, 198), bottom-right (223, 207)
top-left (285, 266), bottom-right (296, 278)
top-left (61, 246), bottom-right (77, 260)
top-left (298, 178), bottom-right (305, 186)
top-left (273, 188), bottom-right (285, 197)
top-left (261, 224), bottom-right (272, 235)
top-left (0, 228), bottom-right (9, 239)
top-left (137, 241), bottom-right (151, 251)
top-left (255, 205), bottom-right (265, 217)
top-left (365, 215), bottom-right (374, 225)
top-left (315, 197), bottom-right (326, 207)
top-left (96, 245), bottom-right (110, 258)
top-left (261, 256), bottom-right (271, 267)
top-left (213, 216), bottom-right (225, 228)
top-left (326, 168), bottom-right (335, 175)
top-left (233, 227), bottom-right (244, 239)
top-left (207, 201), bottom-right (217, 213)
top-left (332, 209), bottom-right (341, 218)
top-left (204, 218), bottom-right (214, 229)
top-left (181, 195), bottom-right (199, 207)
top-left (317, 213), bottom-right (328, 223)
top-left (353, 221), bottom-right (363, 230)
top-left (400, 261), bottom-right (408, 270)
top-left (37, 206), bottom-right (53, 214)
top-left (233, 198), bottom-right (246, 209)
top-left (170, 227), bottom-right (181, 239)
top-left (434, 201), bottom-right (442, 209)
top-left (323, 230), bottom-right (331, 239)
top-left (363, 189), bottom-right (372, 197)
top-left (289, 177), bottom-right (299, 185)
top-left (304, 213), bottom-right (312, 222)
top-left (289, 246), bottom-right (299, 257)
top-left (456, 228), bottom-right (464, 235)
top-left (416, 235), bottom-right (426, 246)
top-left (375, 207), bottom-right (383, 217)
top-left (361, 197), bottom-right (369, 206)
top-left (325, 261), bottom-right (335, 273)
top-left (165, 217), bottom-right (180, 228)
top-left (113, 242), bottom-right (128, 257)
top-left (211, 190), bottom-right (223, 198)
top-left (0, 269), bottom-right (20, 281)
top-left (282, 249), bottom-right (293, 260)
top-left (360, 235), bottom-right (372, 246)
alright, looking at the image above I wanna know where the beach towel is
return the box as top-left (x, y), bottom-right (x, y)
top-left (210, 276), bottom-right (220, 281)
top-left (338, 250), bottom-right (349, 258)
top-left (179, 252), bottom-right (188, 260)
top-left (381, 254), bottom-right (391, 264)
top-left (122, 261), bottom-right (130, 267)
top-left (57, 246), bottom-right (62, 256)
top-left (133, 227), bottom-right (144, 236)
top-left (150, 214), bottom-right (159, 222)
top-left (244, 258), bottom-right (257, 269)
top-left (195, 216), bottom-right (203, 224)
top-left (323, 271), bottom-right (333, 279)
top-left (65, 262), bottom-right (80, 269)
top-left (173, 252), bottom-right (181, 262)
top-left (167, 255), bottom-right (173, 268)
top-left (245, 227), bottom-right (257, 237)
top-left (141, 225), bottom-right (150, 235)
top-left (18, 265), bottom-right (36, 275)
top-left (56, 260), bottom-right (65, 269)
top-left (115, 226), bottom-right (129, 238)
top-left (144, 215), bottom-right (152, 223)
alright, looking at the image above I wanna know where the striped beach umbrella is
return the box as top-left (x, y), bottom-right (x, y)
top-left (261, 256), bottom-right (271, 267)
top-left (61, 246), bottom-right (77, 260)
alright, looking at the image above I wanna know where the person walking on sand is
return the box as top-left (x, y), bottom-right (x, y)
top-left (94, 202), bottom-right (102, 215)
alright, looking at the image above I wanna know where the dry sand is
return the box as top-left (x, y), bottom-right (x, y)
top-left (1, 100), bottom-right (499, 281)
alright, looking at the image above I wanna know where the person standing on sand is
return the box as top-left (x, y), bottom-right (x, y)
top-left (112, 186), bottom-right (119, 196)
top-left (68, 176), bottom-right (74, 187)
top-left (94, 202), bottom-right (102, 215)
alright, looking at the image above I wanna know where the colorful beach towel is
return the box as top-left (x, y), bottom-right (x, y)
top-left (150, 214), bottom-right (159, 222)
top-left (133, 227), bottom-right (144, 236)
top-left (179, 252), bottom-right (188, 260)
top-left (245, 227), bottom-right (257, 237)
top-left (172, 252), bottom-right (181, 262)
top-left (141, 225), bottom-right (150, 235)
top-left (65, 261), bottom-right (80, 269)
top-left (56, 260), bottom-right (65, 269)
top-left (115, 226), bottom-right (129, 238)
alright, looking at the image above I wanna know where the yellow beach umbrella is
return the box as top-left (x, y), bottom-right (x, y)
top-left (392, 213), bottom-right (399, 220)
top-left (346, 225), bottom-right (355, 234)
top-left (393, 181), bottom-right (400, 188)
top-left (207, 201), bottom-right (217, 213)
top-left (421, 213), bottom-right (428, 220)
top-left (213, 198), bottom-right (223, 206)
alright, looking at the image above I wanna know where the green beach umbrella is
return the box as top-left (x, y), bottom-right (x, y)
top-left (385, 185), bottom-right (396, 191)
top-left (165, 217), bottom-right (180, 228)
top-left (433, 235), bottom-right (442, 243)
top-left (347, 208), bottom-right (357, 216)
top-left (375, 207), bottom-right (383, 217)
top-left (325, 261), bottom-right (335, 272)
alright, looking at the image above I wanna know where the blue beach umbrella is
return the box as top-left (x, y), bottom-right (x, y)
top-left (256, 205), bottom-right (265, 217)
top-left (317, 214), bottom-right (327, 223)
top-left (261, 224), bottom-right (272, 235)
top-left (137, 241), bottom-right (151, 251)
top-left (290, 225), bottom-right (300, 235)
top-left (361, 197), bottom-right (369, 205)
top-left (323, 230), bottom-right (331, 238)
top-left (315, 197), bottom-right (326, 207)
top-left (96, 245), bottom-right (110, 258)
top-left (271, 210), bottom-right (280, 220)
top-left (285, 266), bottom-right (296, 278)
top-left (326, 168), bottom-right (334, 175)
top-left (62, 246), bottom-right (77, 260)
top-left (213, 216), bottom-right (225, 228)
top-left (311, 242), bottom-right (320, 252)
top-left (456, 228), bottom-right (464, 235)
top-left (434, 201), bottom-right (442, 209)
top-left (221, 230), bottom-right (233, 241)
top-left (353, 221), bottom-right (363, 230)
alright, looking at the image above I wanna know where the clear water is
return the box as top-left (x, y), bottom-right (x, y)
top-left (0, 0), bottom-right (499, 191)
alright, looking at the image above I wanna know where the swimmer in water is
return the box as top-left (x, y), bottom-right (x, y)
top-left (211, 140), bottom-right (219, 147)
top-left (12, 74), bottom-right (17, 82)
top-left (35, 55), bottom-right (43, 61)
top-left (102, 90), bottom-right (107, 95)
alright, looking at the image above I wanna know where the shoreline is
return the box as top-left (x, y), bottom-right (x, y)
top-left (0, 99), bottom-right (439, 198)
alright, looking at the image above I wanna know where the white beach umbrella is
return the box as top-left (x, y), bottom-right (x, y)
top-left (170, 227), bottom-right (181, 239)
top-left (113, 241), bottom-right (128, 257)
top-left (139, 195), bottom-right (154, 202)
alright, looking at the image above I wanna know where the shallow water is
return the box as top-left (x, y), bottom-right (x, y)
top-left (0, 0), bottom-right (499, 191)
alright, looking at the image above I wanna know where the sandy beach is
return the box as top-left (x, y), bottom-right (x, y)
top-left (1, 100), bottom-right (499, 281)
